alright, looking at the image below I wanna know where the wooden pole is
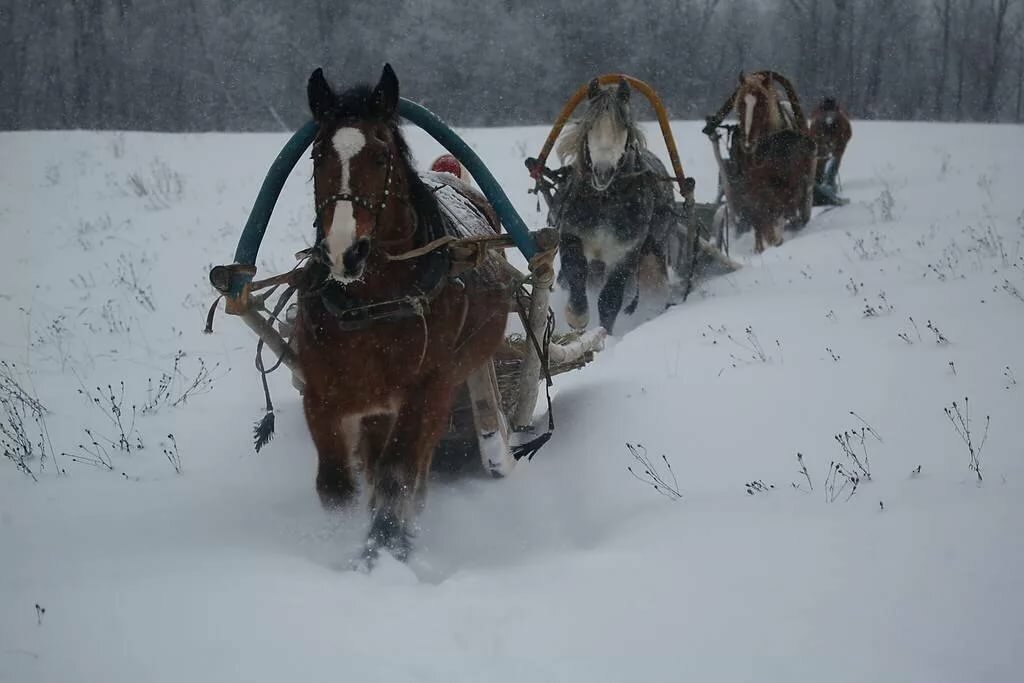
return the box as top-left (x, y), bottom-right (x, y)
top-left (511, 229), bottom-right (559, 432)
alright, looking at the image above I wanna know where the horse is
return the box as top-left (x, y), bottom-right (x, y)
top-left (293, 64), bottom-right (514, 568)
top-left (724, 71), bottom-right (816, 253)
top-left (548, 78), bottom-right (677, 334)
top-left (809, 96), bottom-right (852, 189)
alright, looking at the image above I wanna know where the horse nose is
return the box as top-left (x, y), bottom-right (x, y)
top-left (592, 163), bottom-right (615, 187)
top-left (341, 237), bottom-right (370, 276)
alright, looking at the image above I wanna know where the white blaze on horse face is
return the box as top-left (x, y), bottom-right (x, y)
top-left (587, 113), bottom-right (628, 186)
top-left (326, 127), bottom-right (367, 281)
top-left (743, 93), bottom-right (757, 141)
top-left (778, 100), bottom-right (795, 128)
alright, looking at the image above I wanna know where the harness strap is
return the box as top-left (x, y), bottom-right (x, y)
top-left (704, 92), bottom-right (738, 137)
top-left (252, 283), bottom-right (298, 452)
top-left (385, 235), bottom-right (457, 262)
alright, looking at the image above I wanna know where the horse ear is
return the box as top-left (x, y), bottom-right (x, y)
top-left (372, 63), bottom-right (400, 118)
top-left (587, 78), bottom-right (601, 100)
top-left (616, 78), bottom-right (630, 103)
top-left (737, 71), bottom-right (745, 85)
top-left (308, 68), bottom-right (335, 121)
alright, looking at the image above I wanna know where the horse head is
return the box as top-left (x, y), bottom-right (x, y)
top-left (307, 64), bottom-right (418, 283)
top-left (588, 78), bottom-right (635, 190)
top-left (558, 78), bottom-right (643, 192)
top-left (734, 72), bottom-right (782, 155)
top-left (818, 96), bottom-right (840, 126)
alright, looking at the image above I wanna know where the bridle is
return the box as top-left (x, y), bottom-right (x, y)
top-left (311, 140), bottom-right (400, 251)
top-left (298, 128), bottom-right (451, 332)
top-left (582, 116), bottom-right (639, 192)
top-left (736, 82), bottom-right (787, 159)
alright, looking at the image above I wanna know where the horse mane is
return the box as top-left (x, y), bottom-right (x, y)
top-left (555, 85), bottom-right (646, 166)
top-left (326, 83), bottom-right (446, 244)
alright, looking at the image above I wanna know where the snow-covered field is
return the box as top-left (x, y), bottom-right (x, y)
top-left (2, 119), bottom-right (1023, 682)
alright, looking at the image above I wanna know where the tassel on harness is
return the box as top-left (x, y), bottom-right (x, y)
top-left (251, 348), bottom-right (276, 454)
top-left (251, 284), bottom-right (298, 453)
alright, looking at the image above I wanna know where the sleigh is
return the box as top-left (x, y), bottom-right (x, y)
top-left (208, 99), bottom-right (604, 476)
top-left (702, 71), bottom-right (848, 247)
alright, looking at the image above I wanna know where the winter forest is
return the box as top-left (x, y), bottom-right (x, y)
top-left (2, 0), bottom-right (1022, 131)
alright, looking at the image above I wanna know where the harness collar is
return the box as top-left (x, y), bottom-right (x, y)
top-left (302, 246), bottom-right (451, 331)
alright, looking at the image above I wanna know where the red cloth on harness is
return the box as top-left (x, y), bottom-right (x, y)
top-left (430, 154), bottom-right (463, 178)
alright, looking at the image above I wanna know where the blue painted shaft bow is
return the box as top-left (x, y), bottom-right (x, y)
top-left (225, 100), bottom-right (535, 297)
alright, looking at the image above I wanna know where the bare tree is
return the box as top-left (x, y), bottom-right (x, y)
top-left (785, 0), bottom-right (824, 98)
top-left (1017, 29), bottom-right (1024, 122)
top-left (933, 0), bottom-right (953, 119)
top-left (0, 0), bottom-right (1018, 130)
top-left (953, 0), bottom-right (981, 119)
top-left (980, 0), bottom-right (1023, 120)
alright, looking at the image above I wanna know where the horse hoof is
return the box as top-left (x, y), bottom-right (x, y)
top-left (352, 534), bottom-right (411, 572)
top-left (350, 546), bottom-right (378, 574)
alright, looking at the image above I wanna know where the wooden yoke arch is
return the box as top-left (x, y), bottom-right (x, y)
top-left (530, 74), bottom-right (695, 199)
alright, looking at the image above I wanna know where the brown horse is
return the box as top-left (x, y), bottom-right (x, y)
top-left (294, 64), bottom-right (512, 568)
top-left (809, 97), bottom-right (852, 188)
top-left (727, 72), bottom-right (816, 253)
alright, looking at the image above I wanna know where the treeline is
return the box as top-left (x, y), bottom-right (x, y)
top-left (1, 0), bottom-right (1021, 131)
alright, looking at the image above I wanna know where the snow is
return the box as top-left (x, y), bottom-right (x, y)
top-left (2, 120), bottom-right (1023, 682)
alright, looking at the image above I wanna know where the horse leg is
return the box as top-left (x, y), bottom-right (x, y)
top-left (361, 376), bottom-right (456, 566)
top-left (559, 235), bottom-right (590, 331)
top-left (801, 154), bottom-right (817, 225)
top-left (830, 144), bottom-right (846, 187)
top-left (597, 251), bottom-right (640, 333)
top-left (465, 361), bottom-right (514, 478)
top-left (623, 288), bottom-right (640, 315)
top-left (754, 223), bottom-right (766, 254)
top-left (303, 390), bottom-right (358, 511)
top-left (637, 246), bottom-right (669, 306)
